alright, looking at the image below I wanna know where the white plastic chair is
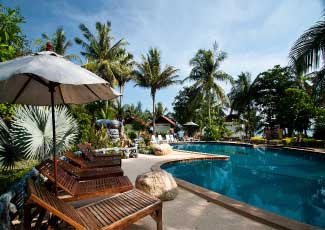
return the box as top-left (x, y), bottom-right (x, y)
top-left (165, 135), bottom-right (171, 143)
top-left (157, 135), bottom-right (167, 143)
top-left (151, 135), bottom-right (158, 144)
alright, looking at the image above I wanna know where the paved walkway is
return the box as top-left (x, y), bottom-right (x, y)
top-left (123, 151), bottom-right (275, 230)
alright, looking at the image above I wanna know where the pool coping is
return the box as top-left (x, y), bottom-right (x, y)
top-left (151, 152), bottom-right (320, 230)
top-left (172, 141), bottom-right (325, 156)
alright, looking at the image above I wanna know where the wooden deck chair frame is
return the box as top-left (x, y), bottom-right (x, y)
top-left (24, 180), bottom-right (163, 230)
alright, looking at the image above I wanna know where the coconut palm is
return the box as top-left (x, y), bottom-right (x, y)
top-left (184, 42), bottom-right (233, 125)
top-left (289, 19), bottom-right (325, 103)
top-left (134, 48), bottom-right (179, 134)
top-left (75, 21), bottom-right (127, 85)
top-left (114, 50), bottom-right (135, 110)
top-left (229, 72), bottom-right (253, 115)
top-left (40, 26), bottom-right (81, 62)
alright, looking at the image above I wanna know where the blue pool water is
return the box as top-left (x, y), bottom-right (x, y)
top-left (163, 143), bottom-right (325, 228)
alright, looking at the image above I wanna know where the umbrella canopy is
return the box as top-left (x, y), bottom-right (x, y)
top-left (0, 51), bottom-right (119, 105)
top-left (183, 121), bottom-right (199, 126)
top-left (0, 51), bottom-right (120, 195)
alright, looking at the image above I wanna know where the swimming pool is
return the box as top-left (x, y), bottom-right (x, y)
top-left (162, 143), bottom-right (325, 228)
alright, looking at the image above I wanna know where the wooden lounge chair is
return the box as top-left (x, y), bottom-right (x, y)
top-left (64, 151), bottom-right (121, 169)
top-left (44, 158), bottom-right (124, 180)
top-left (36, 160), bottom-right (133, 201)
top-left (24, 180), bottom-right (163, 230)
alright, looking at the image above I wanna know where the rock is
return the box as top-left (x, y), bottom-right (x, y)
top-left (135, 171), bottom-right (178, 201)
top-left (152, 143), bottom-right (172, 155)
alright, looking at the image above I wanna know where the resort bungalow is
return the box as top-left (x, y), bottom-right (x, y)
top-left (154, 115), bottom-right (176, 134)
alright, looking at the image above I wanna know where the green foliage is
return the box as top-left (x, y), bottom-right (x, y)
top-left (127, 131), bottom-right (137, 140)
top-left (0, 4), bottom-right (26, 61)
top-left (172, 86), bottom-right (199, 124)
top-left (0, 118), bottom-right (23, 170)
top-left (0, 103), bottom-right (15, 122)
top-left (203, 124), bottom-right (230, 141)
top-left (314, 108), bottom-right (325, 139)
top-left (75, 21), bottom-right (129, 85)
top-left (88, 126), bottom-right (115, 149)
top-left (134, 47), bottom-right (179, 133)
top-left (184, 42), bottom-right (233, 125)
top-left (35, 26), bottom-right (81, 62)
top-left (278, 88), bottom-right (316, 135)
top-left (0, 160), bottom-right (38, 194)
top-left (252, 65), bottom-right (298, 127)
top-left (11, 106), bottom-right (78, 159)
top-left (69, 105), bottom-right (93, 143)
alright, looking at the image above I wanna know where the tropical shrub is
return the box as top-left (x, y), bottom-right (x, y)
top-left (0, 106), bottom-right (78, 170)
top-left (282, 137), bottom-right (292, 145)
top-left (0, 103), bottom-right (15, 123)
top-left (11, 106), bottom-right (78, 159)
top-left (250, 136), bottom-right (266, 144)
top-left (203, 125), bottom-right (230, 141)
top-left (89, 126), bottom-right (114, 149)
top-left (127, 131), bottom-right (137, 140)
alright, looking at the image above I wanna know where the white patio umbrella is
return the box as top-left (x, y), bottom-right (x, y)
top-left (183, 121), bottom-right (199, 126)
top-left (0, 51), bottom-right (120, 195)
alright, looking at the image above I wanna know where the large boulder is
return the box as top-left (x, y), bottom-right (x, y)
top-left (135, 171), bottom-right (178, 201)
top-left (152, 143), bottom-right (172, 155)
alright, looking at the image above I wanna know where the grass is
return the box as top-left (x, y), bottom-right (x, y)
top-left (0, 159), bottom-right (39, 195)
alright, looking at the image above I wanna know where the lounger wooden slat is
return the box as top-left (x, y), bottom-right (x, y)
top-left (77, 143), bottom-right (122, 161)
top-left (56, 159), bottom-right (124, 179)
top-left (36, 160), bottom-right (133, 201)
top-left (25, 180), bottom-right (163, 230)
top-left (65, 151), bottom-right (122, 169)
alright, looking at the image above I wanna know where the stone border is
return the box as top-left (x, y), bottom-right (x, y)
top-left (151, 155), bottom-right (318, 230)
top-left (172, 141), bottom-right (325, 156)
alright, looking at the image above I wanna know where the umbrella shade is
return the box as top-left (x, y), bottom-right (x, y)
top-left (183, 121), bottom-right (199, 126)
top-left (0, 51), bottom-right (119, 105)
top-left (0, 51), bottom-right (120, 196)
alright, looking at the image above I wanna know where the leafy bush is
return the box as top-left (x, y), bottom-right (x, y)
top-left (300, 138), bottom-right (325, 148)
top-left (282, 137), bottom-right (292, 145)
top-left (0, 160), bottom-right (38, 194)
top-left (89, 126), bottom-right (114, 149)
top-left (0, 106), bottom-right (78, 170)
top-left (128, 131), bottom-right (137, 140)
top-left (203, 125), bottom-right (226, 141)
top-left (250, 136), bottom-right (266, 144)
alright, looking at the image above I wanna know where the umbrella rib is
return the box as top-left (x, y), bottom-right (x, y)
top-left (84, 84), bottom-right (102, 100)
top-left (13, 78), bottom-right (32, 103)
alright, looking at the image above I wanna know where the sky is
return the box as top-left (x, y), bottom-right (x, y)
top-left (3, 0), bottom-right (323, 112)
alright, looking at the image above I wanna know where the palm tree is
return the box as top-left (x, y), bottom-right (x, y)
top-left (155, 102), bottom-right (168, 117)
top-left (75, 21), bottom-right (127, 86)
top-left (228, 72), bottom-right (253, 137)
top-left (134, 48), bottom-right (179, 134)
top-left (184, 42), bottom-right (233, 125)
top-left (40, 27), bottom-right (80, 62)
top-left (229, 72), bottom-right (252, 115)
top-left (114, 50), bottom-right (135, 110)
top-left (289, 19), bottom-right (325, 104)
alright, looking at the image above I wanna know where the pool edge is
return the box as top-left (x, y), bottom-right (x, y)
top-left (151, 153), bottom-right (319, 230)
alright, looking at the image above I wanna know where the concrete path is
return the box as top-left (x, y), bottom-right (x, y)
top-left (123, 152), bottom-right (275, 230)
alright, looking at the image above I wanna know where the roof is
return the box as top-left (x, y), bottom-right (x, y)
top-left (124, 116), bottom-right (149, 127)
top-left (154, 116), bottom-right (176, 126)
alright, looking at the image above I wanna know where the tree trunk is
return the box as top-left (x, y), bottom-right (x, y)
top-left (208, 94), bottom-right (211, 126)
top-left (119, 85), bottom-right (124, 122)
top-left (152, 93), bottom-right (156, 134)
top-left (247, 103), bottom-right (251, 138)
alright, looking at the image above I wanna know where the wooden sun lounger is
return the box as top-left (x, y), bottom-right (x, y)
top-left (24, 180), bottom-right (162, 230)
top-left (64, 151), bottom-right (121, 169)
top-left (36, 160), bottom-right (133, 201)
top-left (43, 158), bottom-right (124, 180)
top-left (77, 143), bottom-right (125, 160)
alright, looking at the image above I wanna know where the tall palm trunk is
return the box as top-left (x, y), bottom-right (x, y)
top-left (119, 85), bottom-right (124, 122)
top-left (152, 92), bottom-right (156, 134)
top-left (208, 93), bottom-right (211, 126)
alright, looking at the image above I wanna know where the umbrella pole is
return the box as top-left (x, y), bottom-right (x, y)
top-left (50, 86), bottom-right (58, 196)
